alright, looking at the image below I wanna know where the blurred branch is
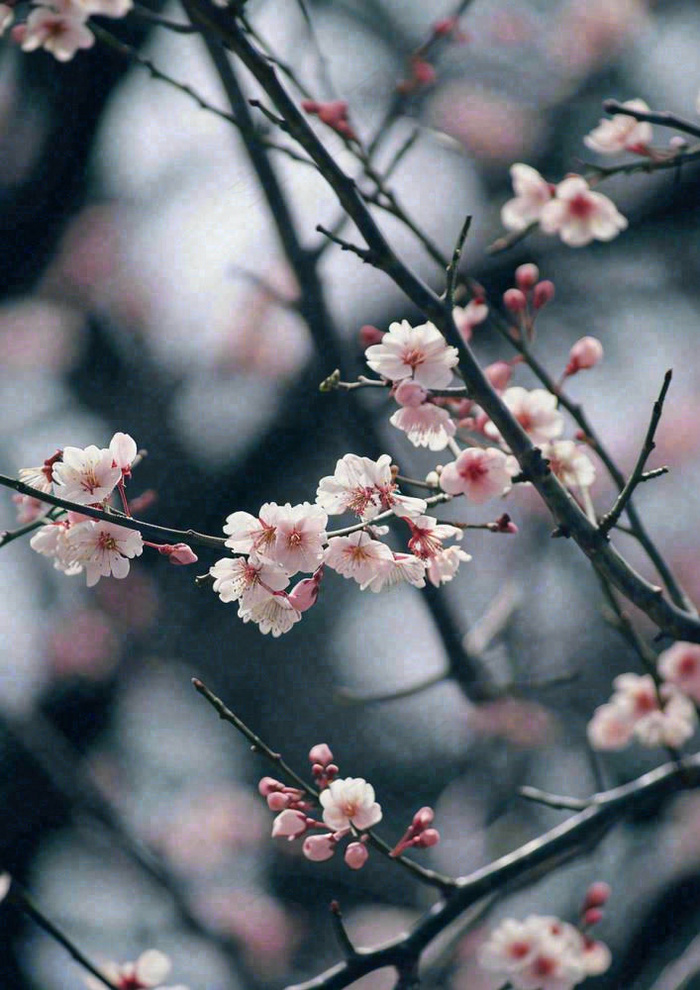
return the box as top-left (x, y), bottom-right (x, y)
top-left (602, 100), bottom-right (700, 141)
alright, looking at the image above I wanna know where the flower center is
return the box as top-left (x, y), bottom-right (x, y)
top-left (568, 193), bottom-right (594, 219)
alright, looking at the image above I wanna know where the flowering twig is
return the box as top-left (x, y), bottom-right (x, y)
top-left (5, 878), bottom-right (120, 990)
top-left (602, 99), bottom-right (700, 142)
top-left (598, 369), bottom-right (673, 536)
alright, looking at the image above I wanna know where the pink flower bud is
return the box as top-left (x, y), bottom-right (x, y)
top-left (128, 489), bottom-right (158, 515)
top-left (532, 279), bottom-right (555, 309)
top-left (394, 380), bottom-right (428, 408)
top-left (433, 16), bottom-right (457, 36)
top-left (566, 336), bottom-right (603, 375)
top-left (359, 324), bottom-right (384, 349)
top-left (258, 776), bottom-right (284, 796)
top-left (287, 568), bottom-right (324, 612)
top-left (412, 58), bottom-right (436, 86)
top-left (157, 542), bottom-right (198, 565)
top-left (583, 907), bottom-right (604, 927)
top-left (503, 288), bottom-right (527, 312)
top-left (272, 809), bottom-right (308, 839)
top-left (344, 842), bottom-right (369, 870)
top-left (308, 743), bottom-right (334, 767)
top-left (515, 263), bottom-right (539, 291)
top-left (302, 833), bottom-right (336, 862)
top-left (267, 792), bottom-right (291, 811)
top-left (583, 881), bottom-right (611, 910)
top-left (485, 361), bottom-right (512, 392)
top-left (412, 806), bottom-right (435, 829)
top-left (416, 828), bottom-right (440, 848)
top-left (494, 513), bottom-right (518, 534)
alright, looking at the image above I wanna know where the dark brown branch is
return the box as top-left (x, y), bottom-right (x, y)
top-left (444, 214), bottom-right (472, 303)
top-left (603, 99), bottom-right (700, 141)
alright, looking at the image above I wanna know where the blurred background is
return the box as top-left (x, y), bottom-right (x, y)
top-left (2, 0), bottom-right (700, 987)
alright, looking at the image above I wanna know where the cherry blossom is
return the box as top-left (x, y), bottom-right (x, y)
top-left (109, 431), bottom-right (138, 475)
top-left (389, 401), bottom-right (457, 450)
top-left (268, 502), bottom-right (328, 574)
top-left (486, 387), bottom-right (564, 445)
top-left (540, 441), bottom-right (596, 490)
top-left (316, 453), bottom-right (426, 521)
top-left (21, 4), bottom-right (94, 61)
top-left (52, 444), bottom-right (121, 504)
top-left (566, 336), bottom-right (604, 375)
top-left (302, 833), bottom-right (337, 862)
top-left (13, 493), bottom-right (49, 524)
top-left (323, 531), bottom-right (394, 585)
top-left (439, 447), bottom-right (511, 503)
top-left (365, 319), bottom-right (459, 389)
top-left (360, 552), bottom-right (427, 592)
top-left (65, 520), bottom-right (143, 586)
top-left (238, 594), bottom-right (302, 637)
top-left (501, 164), bottom-right (554, 232)
top-left (588, 673), bottom-right (697, 750)
top-left (407, 515), bottom-right (463, 559)
top-left (83, 949), bottom-right (188, 990)
top-left (30, 521), bottom-right (84, 576)
top-left (452, 299), bottom-right (488, 342)
top-left (320, 777), bottom-right (382, 830)
top-left (583, 99), bottom-right (653, 155)
top-left (426, 545), bottom-right (472, 586)
top-left (18, 463), bottom-right (54, 494)
top-left (658, 642), bottom-right (700, 703)
top-left (539, 176), bottom-right (628, 247)
top-left (271, 809), bottom-right (308, 839)
top-left (224, 503), bottom-right (280, 556)
top-left (210, 552), bottom-right (289, 608)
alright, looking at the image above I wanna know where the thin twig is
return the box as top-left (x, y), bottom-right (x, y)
top-left (316, 224), bottom-right (376, 262)
top-left (444, 214), bottom-right (472, 304)
top-left (603, 99), bottom-right (700, 141)
top-left (335, 669), bottom-right (448, 705)
top-left (517, 787), bottom-right (590, 811)
top-left (598, 370), bottom-right (672, 536)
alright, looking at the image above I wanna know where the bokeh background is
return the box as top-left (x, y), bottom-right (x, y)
top-left (2, 0), bottom-right (700, 987)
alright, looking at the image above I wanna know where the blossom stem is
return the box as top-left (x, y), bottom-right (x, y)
top-left (602, 99), bottom-right (700, 141)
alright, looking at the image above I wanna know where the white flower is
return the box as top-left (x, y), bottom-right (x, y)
top-left (360, 552), bottom-right (427, 592)
top-left (65, 520), bottom-right (143, 587)
top-left (634, 685), bottom-right (697, 748)
top-left (389, 403), bottom-right (456, 450)
top-left (83, 949), bottom-right (189, 990)
top-left (583, 99), bottom-right (652, 155)
top-left (407, 515), bottom-right (464, 559)
top-left (540, 176), bottom-right (627, 247)
top-left (439, 447), bottom-right (511, 503)
top-left (224, 503), bottom-right (279, 556)
top-left (30, 522), bottom-right (83, 576)
top-left (320, 777), bottom-right (382, 830)
top-left (588, 672), bottom-right (697, 751)
top-left (501, 164), bottom-right (554, 232)
top-left (210, 553), bottom-right (289, 608)
top-left (52, 445), bottom-right (121, 504)
top-left (237, 595), bottom-right (302, 637)
top-left (22, 5), bottom-right (94, 61)
top-left (486, 387), bottom-right (564, 446)
top-left (316, 453), bottom-right (426, 521)
top-left (323, 531), bottom-right (394, 585)
top-left (365, 319), bottom-right (459, 389)
top-left (540, 441), bottom-right (596, 489)
top-left (426, 545), bottom-right (472, 586)
top-left (18, 465), bottom-right (53, 494)
top-left (658, 642), bottom-right (700, 703)
top-left (267, 502), bottom-right (327, 575)
top-left (109, 432), bottom-right (138, 474)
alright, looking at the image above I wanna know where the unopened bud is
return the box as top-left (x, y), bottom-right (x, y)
top-left (302, 833), bottom-right (336, 862)
top-left (412, 58), bottom-right (436, 86)
top-left (271, 809), bottom-right (307, 839)
top-left (583, 907), bottom-right (604, 927)
top-left (267, 792), bottom-right (291, 811)
top-left (395, 380), bottom-right (428, 407)
top-left (503, 287), bottom-right (527, 312)
top-left (532, 279), bottom-right (555, 309)
top-left (344, 842), bottom-right (369, 870)
top-left (515, 263), bottom-right (539, 291)
top-left (583, 881), bottom-right (611, 910)
top-left (359, 324), bottom-right (384, 348)
top-left (308, 743), bottom-right (334, 767)
top-left (485, 361), bottom-right (512, 391)
top-left (566, 336), bottom-right (603, 375)
top-left (258, 776), bottom-right (284, 796)
top-left (416, 828), bottom-right (440, 848)
top-left (158, 542), bottom-right (198, 565)
top-left (412, 806), bottom-right (435, 829)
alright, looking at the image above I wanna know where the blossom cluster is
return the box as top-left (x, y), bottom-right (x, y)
top-left (588, 650), bottom-right (700, 751)
top-left (5, 0), bottom-right (131, 61)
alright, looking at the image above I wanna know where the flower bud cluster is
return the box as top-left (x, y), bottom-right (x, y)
top-left (390, 806), bottom-right (440, 857)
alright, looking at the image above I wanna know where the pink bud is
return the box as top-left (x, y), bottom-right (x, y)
top-left (302, 833), bottom-right (336, 862)
top-left (416, 828), bottom-right (440, 848)
top-left (344, 842), bottom-right (369, 870)
top-left (532, 279), bottom-right (555, 309)
top-left (583, 881), bottom-right (611, 910)
top-left (566, 336), bottom-right (603, 375)
top-left (394, 380), bottom-right (428, 408)
top-left (503, 288), bottom-right (527, 312)
top-left (308, 743), bottom-right (334, 767)
top-left (258, 776), bottom-right (283, 796)
top-left (411, 806), bottom-right (435, 829)
top-left (485, 361), bottom-right (512, 392)
top-left (267, 792), bottom-right (291, 811)
top-left (412, 58), bottom-right (436, 86)
top-left (433, 16), bottom-right (457, 36)
top-left (158, 542), bottom-right (198, 565)
top-left (515, 263), bottom-right (539, 291)
top-left (272, 809), bottom-right (308, 839)
top-left (128, 489), bottom-right (158, 515)
top-left (453, 399), bottom-right (474, 418)
top-left (359, 324), bottom-right (384, 348)
top-left (287, 568), bottom-right (324, 612)
top-left (494, 512), bottom-right (518, 534)
top-left (583, 907), bottom-right (604, 927)
top-left (301, 100), bottom-right (320, 113)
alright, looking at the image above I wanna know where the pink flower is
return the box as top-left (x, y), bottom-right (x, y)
top-left (486, 387), bottom-right (564, 445)
top-left (109, 432), bottom-right (138, 475)
top-left (501, 164), bottom-right (554, 231)
top-left (323, 531), bottom-right (394, 585)
top-left (22, 5), bottom-right (94, 61)
top-left (540, 441), bottom-right (596, 489)
top-left (658, 642), bottom-right (700, 702)
top-left (320, 777), bottom-right (382, 830)
top-left (452, 299), bottom-right (488, 342)
top-left (18, 462), bottom-right (54, 494)
top-left (540, 176), bottom-right (627, 247)
top-left (389, 403), bottom-right (457, 450)
top-left (223, 503), bottom-right (280, 556)
top-left (65, 520), bottom-right (143, 586)
top-left (158, 543), bottom-right (198, 566)
top-left (439, 448), bottom-right (511, 503)
top-left (268, 502), bottom-right (328, 575)
top-left (83, 949), bottom-right (188, 990)
top-left (344, 842), bottom-right (369, 870)
top-left (30, 521), bottom-right (84, 577)
top-left (302, 833), bottom-right (337, 862)
top-left (586, 702), bottom-right (635, 750)
top-left (52, 444), bottom-right (121, 504)
top-left (360, 552), bottom-right (427, 592)
top-left (13, 493), bottom-right (49, 524)
top-left (271, 809), bottom-right (308, 839)
top-left (286, 567), bottom-right (324, 612)
top-left (588, 673), bottom-right (697, 750)
top-left (583, 99), bottom-right (652, 155)
top-left (210, 553), bottom-right (289, 608)
top-left (407, 515), bottom-right (464, 559)
top-left (316, 453), bottom-right (426, 521)
top-left (426, 545), bottom-right (472, 586)
top-left (365, 319), bottom-right (459, 389)
top-left (237, 595), bottom-right (302, 637)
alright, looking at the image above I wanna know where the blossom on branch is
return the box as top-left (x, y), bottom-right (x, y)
top-left (658, 642), bottom-right (700, 702)
top-left (316, 453), bottom-right (426, 521)
top-left (52, 444), bottom-right (121, 504)
top-left (501, 164), bottom-right (554, 232)
top-left (540, 176), bottom-right (628, 247)
top-left (439, 448), bottom-right (511, 503)
top-left (30, 521), bottom-right (84, 577)
top-left (237, 594), bottom-right (302, 637)
top-left (486, 387), bottom-right (564, 445)
top-left (540, 441), bottom-right (596, 490)
top-left (320, 777), bottom-right (382, 830)
top-left (587, 672), bottom-right (697, 750)
top-left (65, 520), bottom-right (143, 586)
top-left (365, 319), bottom-right (459, 389)
top-left (323, 531), bottom-right (394, 585)
top-left (583, 99), bottom-right (652, 155)
top-left (21, 3), bottom-right (94, 61)
top-left (210, 553), bottom-right (290, 608)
